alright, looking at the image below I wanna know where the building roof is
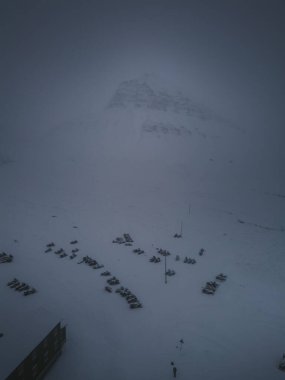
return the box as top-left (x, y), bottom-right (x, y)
top-left (0, 302), bottom-right (63, 379)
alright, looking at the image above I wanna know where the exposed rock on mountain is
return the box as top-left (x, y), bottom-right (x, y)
top-left (109, 78), bottom-right (219, 122)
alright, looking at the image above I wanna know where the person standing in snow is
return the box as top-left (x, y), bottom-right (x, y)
top-left (171, 362), bottom-right (177, 378)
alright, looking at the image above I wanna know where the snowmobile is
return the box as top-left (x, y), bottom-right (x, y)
top-left (7, 278), bottom-right (18, 286)
top-left (123, 233), bottom-right (133, 243)
top-left (202, 288), bottom-right (215, 295)
top-left (93, 264), bottom-right (104, 269)
top-left (15, 282), bottom-right (27, 291)
top-left (184, 257), bottom-right (195, 264)
top-left (10, 281), bottom-right (21, 289)
top-left (0, 254), bottom-right (13, 263)
top-left (107, 277), bottom-right (120, 285)
top-left (126, 294), bottom-right (136, 301)
top-left (207, 281), bottom-right (219, 288)
top-left (121, 289), bottom-right (131, 297)
top-left (199, 248), bottom-right (205, 256)
top-left (24, 288), bottom-right (36, 296)
top-left (130, 302), bottom-right (142, 309)
top-left (127, 297), bottom-right (139, 304)
top-left (101, 271), bottom-right (111, 276)
top-left (19, 284), bottom-right (30, 292)
top-left (216, 273), bottom-right (227, 281)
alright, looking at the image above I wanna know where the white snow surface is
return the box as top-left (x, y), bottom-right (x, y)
top-left (1, 78), bottom-right (285, 380)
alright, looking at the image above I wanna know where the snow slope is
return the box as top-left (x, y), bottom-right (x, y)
top-left (1, 76), bottom-right (285, 380)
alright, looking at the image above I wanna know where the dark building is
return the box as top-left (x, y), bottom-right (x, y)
top-left (5, 322), bottom-right (66, 380)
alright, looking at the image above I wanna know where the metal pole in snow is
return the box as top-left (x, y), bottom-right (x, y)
top-left (164, 254), bottom-right (167, 284)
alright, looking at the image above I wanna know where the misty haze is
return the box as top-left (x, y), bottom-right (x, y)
top-left (1, 1), bottom-right (285, 379)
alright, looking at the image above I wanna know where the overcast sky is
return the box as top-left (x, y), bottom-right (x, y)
top-left (1, 0), bottom-right (285, 169)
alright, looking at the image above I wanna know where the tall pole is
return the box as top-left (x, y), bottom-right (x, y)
top-left (180, 221), bottom-right (183, 237)
top-left (164, 254), bottom-right (167, 284)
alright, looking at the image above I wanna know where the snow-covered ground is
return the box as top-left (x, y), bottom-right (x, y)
top-left (1, 77), bottom-right (285, 379)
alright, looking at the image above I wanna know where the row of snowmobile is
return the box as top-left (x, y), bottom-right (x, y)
top-left (112, 233), bottom-right (134, 246)
top-left (156, 248), bottom-right (171, 256)
top-left (115, 286), bottom-right (143, 309)
top-left (202, 274), bottom-right (227, 295)
top-left (0, 252), bottom-right (13, 263)
top-left (45, 244), bottom-right (79, 259)
top-left (103, 272), bottom-right (142, 309)
top-left (6, 278), bottom-right (37, 296)
top-left (183, 257), bottom-right (196, 264)
top-left (45, 239), bottom-right (143, 310)
top-left (104, 277), bottom-right (120, 292)
top-left (77, 255), bottom-right (104, 269)
top-left (149, 256), bottom-right (161, 263)
top-left (46, 240), bottom-right (78, 249)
